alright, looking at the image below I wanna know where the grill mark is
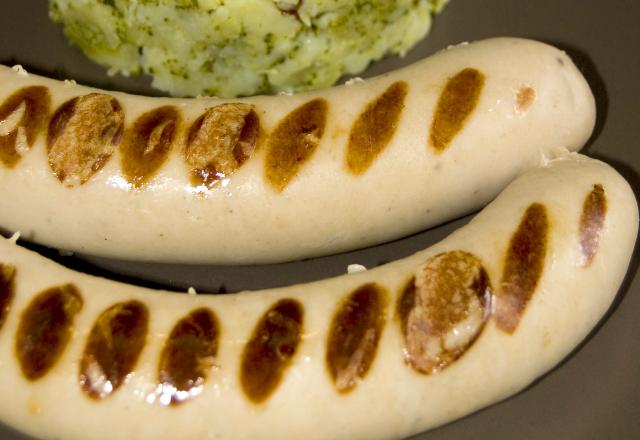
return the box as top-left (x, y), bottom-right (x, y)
top-left (121, 106), bottom-right (180, 188)
top-left (430, 68), bottom-right (485, 152)
top-left (79, 301), bottom-right (149, 399)
top-left (264, 99), bottom-right (328, 192)
top-left (397, 277), bottom-right (417, 336)
top-left (516, 86), bottom-right (536, 112)
top-left (185, 103), bottom-right (260, 189)
top-left (15, 284), bottom-right (83, 381)
top-left (494, 203), bottom-right (549, 333)
top-left (0, 70), bottom-right (484, 189)
top-left (240, 299), bottom-right (303, 404)
top-left (0, 264), bottom-right (16, 332)
top-left (398, 251), bottom-right (491, 374)
top-left (326, 283), bottom-right (387, 393)
top-left (0, 86), bottom-right (51, 168)
top-left (157, 308), bottom-right (219, 406)
top-left (346, 81), bottom-right (408, 175)
top-left (579, 184), bottom-right (607, 267)
top-left (47, 93), bottom-right (124, 187)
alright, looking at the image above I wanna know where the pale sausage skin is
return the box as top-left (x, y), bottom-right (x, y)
top-left (0, 154), bottom-right (635, 440)
top-left (0, 38), bottom-right (595, 264)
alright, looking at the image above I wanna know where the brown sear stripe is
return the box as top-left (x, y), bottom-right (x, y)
top-left (579, 184), bottom-right (607, 267)
top-left (16, 284), bottom-right (83, 381)
top-left (79, 301), bottom-right (149, 399)
top-left (397, 251), bottom-right (492, 374)
top-left (0, 264), bottom-right (16, 332)
top-left (0, 86), bottom-right (51, 168)
top-left (494, 203), bottom-right (549, 333)
top-left (48, 93), bottom-right (124, 187)
top-left (326, 283), bottom-right (387, 393)
top-left (429, 68), bottom-right (485, 152)
top-left (516, 86), bottom-right (536, 112)
top-left (240, 299), bottom-right (303, 404)
top-left (264, 99), bottom-right (328, 192)
top-left (346, 81), bottom-right (408, 175)
top-left (185, 103), bottom-right (260, 189)
top-left (157, 308), bottom-right (219, 406)
top-left (121, 106), bottom-right (180, 188)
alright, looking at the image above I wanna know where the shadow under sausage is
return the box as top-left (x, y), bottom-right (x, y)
top-left (0, 230), bottom-right (173, 292)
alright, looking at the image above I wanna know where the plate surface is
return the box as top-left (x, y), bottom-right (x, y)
top-left (1, 0), bottom-right (639, 439)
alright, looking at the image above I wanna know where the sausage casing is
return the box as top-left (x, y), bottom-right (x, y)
top-left (0, 38), bottom-right (595, 263)
top-left (0, 153), bottom-right (635, 440)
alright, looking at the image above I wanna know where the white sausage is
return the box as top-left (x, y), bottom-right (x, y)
top-left (0, 38), bottom-right (595, 264)
top-left (0, 153), bottom-right (635, 440)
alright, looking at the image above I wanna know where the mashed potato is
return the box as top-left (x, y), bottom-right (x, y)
top-left (50, 0), bottom-right (448, 97)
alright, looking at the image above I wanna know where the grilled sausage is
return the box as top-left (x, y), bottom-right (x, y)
top-left (0, 38), bottom-right (595, 263)
top-left (0, 153), bottom-right (634, 440)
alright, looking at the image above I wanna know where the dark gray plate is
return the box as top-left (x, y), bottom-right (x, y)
top-left (1, 0), bottom-right (639, 439)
